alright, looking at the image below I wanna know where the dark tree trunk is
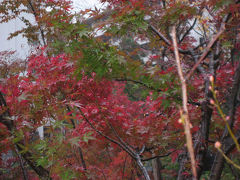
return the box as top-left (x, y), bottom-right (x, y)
top-left (152, 157), bottom-right (162, 180)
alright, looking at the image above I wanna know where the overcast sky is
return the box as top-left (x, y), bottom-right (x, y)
top-left (72, 0), bottom-right (104, 11)
top-left (0, 0), bottom-right (104, 58)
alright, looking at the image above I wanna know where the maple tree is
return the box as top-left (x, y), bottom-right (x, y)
top-left (0, 0), bottom-right (240, 179)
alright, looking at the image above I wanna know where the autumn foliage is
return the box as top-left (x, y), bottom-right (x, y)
top-left (0, 0), bottom-right (240, 179)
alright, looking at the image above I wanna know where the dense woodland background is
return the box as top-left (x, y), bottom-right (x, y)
top-left (0, 0), bottom-right (240, 179)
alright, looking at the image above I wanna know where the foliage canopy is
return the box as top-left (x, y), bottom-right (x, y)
top-left (0, 0), bottom-right (240, 179)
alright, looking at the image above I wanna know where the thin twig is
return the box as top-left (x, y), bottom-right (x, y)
top-left (149, 24), bottom-right (191, 55)
top-left (171, 25), bottom-right (197, 179)
top-left (15, 147), bottom-right (28, 180)
top-left (27, 0), bottom-right (47, 46)
top-left (122, 154), bottom-right (128, 179)
top-left (142, 150), bottom-right (176, 161)
top-left (149, 24), bottom-right (171, 45)
top-left (78, 108), bottom-right (136, 159)
top-left (78, 107), bottom-right (151, 180)
top-left (185, 22), bottom-right (226, 80)
top-left (180, 18), bottom-right (197, 43)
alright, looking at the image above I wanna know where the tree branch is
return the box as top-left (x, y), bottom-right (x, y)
top-left (180, 18), bottom-right (197, 43)
top-left (15, 147), bottom-right (28, 180)
top-left (78, 107), bottom-right (136, 159)
top-left (149, 24), bottom-right (192, 55)
top-left (66, 105), bottom-right (87, 170)
top-left (171, 25), bottom-right (197, 179)
top-left (142, 150), bottom-right (176, 161)
top-left (27, 0), bottom-right (47, 46)
top-left (78, 107), bottom-right (151, 180)
top-left (185, 20), bottom-right (226, 80)
top-left (149, 24), bottom-right (171, 46)
top-left (0, 91), bottom-right (50, 179)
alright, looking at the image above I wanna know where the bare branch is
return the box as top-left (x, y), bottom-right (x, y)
top-left (171, 25), bottom-right (197, 179)
top-left (78, 108), bottom-right (151, 180)
top-left (142, 150), bottom-right (176, 161)
top-left (27, 0), bottom-right (47, 46)
top-left (185, 22), bottom-right (226, 80)
top-left (180, 18), bottom-right (197, 43)
top-left (78, 107), bottom-right (137, 159)
top-left (15, 147), bottom-right (28, 180)
top-left (149, 24), bottom-right (192, 55)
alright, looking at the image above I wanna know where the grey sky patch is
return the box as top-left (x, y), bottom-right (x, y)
top-left (0, 0), bottom-right (103, 58)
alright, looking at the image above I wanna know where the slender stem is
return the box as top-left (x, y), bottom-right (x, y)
top-left (216, 148), bottom-right (240, 170)
top-left (185, 22), bottom-right (226, 80)
top-left (149, 24), bottom-right (191, 55)
top-left (78, 108), bottom-right (136, 159)
top-left (27, 0), bottom-right (47, 46)
top-left (142, 150), bottom-right (176, 161)
top-left (78, 107), bottom-right (151, 180)
top-left (122, 154), bottom-right (128, 179)
top-left (210, 81), bottom-right (240, 151)
top-left (15, 146), bottom-right (28, 180)
top-left (171, 25), bottom-right (197, 179)
top-left (180, 18), bottom-right (197, 43)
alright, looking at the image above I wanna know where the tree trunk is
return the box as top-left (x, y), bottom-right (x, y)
top-left (152, 157), bottom-right (162, 180)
